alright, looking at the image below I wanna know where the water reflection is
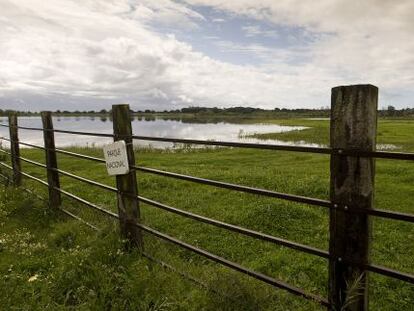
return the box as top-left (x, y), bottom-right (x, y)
top-left (0, 116), bottom-right (314, 149)
top-left (0, 116), bottom-right (400, 150)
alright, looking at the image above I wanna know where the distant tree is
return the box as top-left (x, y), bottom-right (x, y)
top-left (387, 105), bottom-right (396, 116)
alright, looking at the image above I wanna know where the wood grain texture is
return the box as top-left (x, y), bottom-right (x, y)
top-left (329, 85), bottom-right (378, 311)
top-left (112, 104), bottom-right (143, 250)
top-left (41, 111), bottom-right (61, 208)
top-left (8, 112), bottom-right (21, 186)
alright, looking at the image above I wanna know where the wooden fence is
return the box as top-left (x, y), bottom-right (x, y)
top-left (0, 84), bottom-right (413, 311)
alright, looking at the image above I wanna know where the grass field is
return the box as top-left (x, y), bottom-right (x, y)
top-left (0, 118), bottom-right (413, 310)
top-left (246, 119), bottom-right (414, 152)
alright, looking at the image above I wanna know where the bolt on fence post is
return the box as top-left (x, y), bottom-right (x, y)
top-left (8, 111), bottom-right (22, 186)
top-left (112, 104), bottom-right (143, 250)
top-left (41, 111), bottom-right (61, 209)
top-left (329, 85), bottom-right (378, 311)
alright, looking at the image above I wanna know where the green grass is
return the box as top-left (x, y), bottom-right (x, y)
top-left (246, 119), bottom-right (414, 151)
top-left (0, 118), bottom-right (413, 310)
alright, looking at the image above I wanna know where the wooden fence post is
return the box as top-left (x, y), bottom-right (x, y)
top-left (112, 104), bottom-right (143, 249)
top-left (41, 111), bottom-right (61, 209)
top-left (8, 112), bottom-right (22, 186)
top-left (329, 84), bottom-right (378, 311)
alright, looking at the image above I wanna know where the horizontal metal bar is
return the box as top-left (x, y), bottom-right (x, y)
top-left (21, 171), bottom-right (49, 187)
top-left (0, 172), bottom-right (10, 181)
top-left (340, 205), bottom-right (414, 224)
top-left (58, 207), bottom-right (100, 231)
top-left (135, 166), bottom-right (332, 208)
top-left (2, 125), bottom-right (114, 138)
top-left (3, 144), bottom-right (334, 210)
top-left (0, 149), bottom-right (47, 169)
top-left (1, 159), bottom-right (411, 287)
top-left (19, 141), bottom-right (46, 150)
top-left (342, 256), bottom-right (414, 284)
top-left (141, 252), bottom-right (239, 303)
top-left (142, 252), bottom-right (207, 286)
top-left (20, 173), bottom-right (49, 188)
top-left (2, 138), bottom-right (105, 163)
top-left (2, 143), bottom-right (333, 209)
top-left (1, 169), bottom-right (105, 230)
top-left (0, 161), bottom-right (13, 170)
top-left (20, 155), bottom-right (47, 168)
top-left (366, 151), bottom-right (414, 161)
top-left (53, 167), bottom-right (117, 193)
top-left (17, 125), bottom-right (44, 131)
top-left (136, 223), bottom-right (330, 307)
top-left (55, 148), bottom-right (106, 163)
top-left (366, 263), bottom-right (414, 284)
top-left (133, 135), bottom-right (332, 154)
top-left (1, 144), bottom-right (413, 224)
top-left (0, 161), bottom-right (48, 187)
top-left (0, 124), bottom-right (44, 131)
top-left (53, 129), bottom-right (114, 138)
top-left (3, 145), bottom-right (413, 224)
top-left (21, 186), bottom-right (49, 203)
top-left (136, 166), bottom-right (414, 223)
top-left (0, 137), bottom-right (45, 150)
top-left (55, 187), bottom-right (119, 219)
top-left (0, 138), bottom-right (104, 163)
top-left (337, 149), bottom-right (414, 161)
top-left (2, 127), bottom-right (413, 161)
top-left (138, 195), bottom-right (329, 259)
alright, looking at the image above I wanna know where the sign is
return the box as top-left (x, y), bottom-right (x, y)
top-left (103, 141), bottom-right (130, 176)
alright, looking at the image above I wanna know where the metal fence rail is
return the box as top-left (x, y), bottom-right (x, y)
top-left (2, 123), bottom-right (414, 160)
top-left (2, 137), bottom-right (413, 224)
top-left (0, 159), bottom-right (330, 306)
top-left (1, 155), bottom-right (413, 285)
top-left (0, 88), bottom-right (413, 310)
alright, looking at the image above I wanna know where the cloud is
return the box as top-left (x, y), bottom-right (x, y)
top-left (242, 25), bottom-right (279, 38)
top-left (128, 0), bottom-right (205, 29)
top-left (185, 0), bottom-right (414, 92)
top-left (0, 0), bottom-right (413, 111)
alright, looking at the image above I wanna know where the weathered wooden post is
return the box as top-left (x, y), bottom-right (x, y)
top-left (112, 104), bottom-right (143, 249)
top-left (41, 111), bottom-right (61, 209)
top-left (8, 112), bottom-right (22, 186)
top-left (329, 84), bottom-right (378, 311)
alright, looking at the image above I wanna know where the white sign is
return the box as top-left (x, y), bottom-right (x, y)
top-left (103, 141), bottom-right (130, 176)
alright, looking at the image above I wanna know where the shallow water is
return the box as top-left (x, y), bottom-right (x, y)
top-left (0, 116), bottom-right (314, 149)
top-left (0, 116), bottom-right (399, 150)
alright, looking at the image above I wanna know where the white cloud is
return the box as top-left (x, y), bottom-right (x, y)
top-left (128, 0), bottom-right (205, 29)
top-left (242, 25), bottom-right (279, 38)
top-left (0, 0), bottom-right (413, 110)
top-left (185, 0), bottom-right (414, 92)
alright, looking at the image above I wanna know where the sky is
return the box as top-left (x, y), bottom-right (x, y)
top-left (0, 0), bottom-right (413, 111)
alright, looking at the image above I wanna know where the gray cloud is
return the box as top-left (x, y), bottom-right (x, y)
top-left (0, 0), bottom-right (413, 111)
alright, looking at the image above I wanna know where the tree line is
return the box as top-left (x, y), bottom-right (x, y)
top-left (1, 105), bottom-right (413, 118)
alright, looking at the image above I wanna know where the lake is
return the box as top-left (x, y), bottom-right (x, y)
top-left (0, 116), bottom-right (317, 149)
